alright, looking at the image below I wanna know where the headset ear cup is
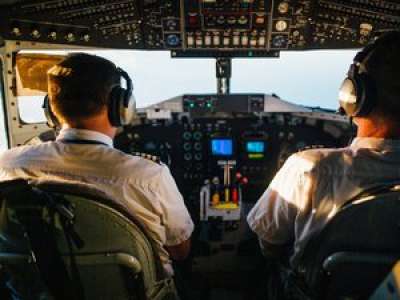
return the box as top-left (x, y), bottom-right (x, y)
top-left (120, 94), bottom-right (136, 126)
top-left (109, 68), bottom-right (136, 127)
top-left (108, 87), bottom-right (123, 127)
top-left (339, 78), bottom-right (358, 117)
top-left (354, 73), bottom-right (376, 117)
top-left (42, 95), bottom-right (59, 128)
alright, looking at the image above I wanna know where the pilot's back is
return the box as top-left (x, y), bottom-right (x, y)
top-left (282, 137), bottom-right (400, 265)
top-left (0, 128), bottom-right (193, 276)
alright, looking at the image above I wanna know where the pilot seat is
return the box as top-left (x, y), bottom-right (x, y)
top-left (0, 179), bottom-right (178, 300)
top-left (276, 184), bottom-right (400, 300)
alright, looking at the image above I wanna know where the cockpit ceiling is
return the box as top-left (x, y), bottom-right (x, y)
top-left (0, 1), bottom-right (399, 56)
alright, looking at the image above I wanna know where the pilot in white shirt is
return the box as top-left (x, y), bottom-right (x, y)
top-left (0, 53), bottom-right (194, 277)
top-left (0, 128), bottom-right (193, 276)
top-left (247, 138), bottom-right (400, 266)
top-left (248, 31), bottom-right (400, 267)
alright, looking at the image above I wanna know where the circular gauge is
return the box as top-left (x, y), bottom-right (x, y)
top-left (183, 142), bottom-right (192, 151)
top-left (183, 132), bottom-right (192, 140)
top-left (275, 20), bottom-right (288, 32)
top-left (278, 2), bottom-right (289, 14)
top-left (272, 35), bottom-right (288, 48)
top-left (166, 34), bottom-right (180, 47)
top-left (194, 142), bottom-right (202, 151)
top-left (184, 153), bottom-right (193, 161)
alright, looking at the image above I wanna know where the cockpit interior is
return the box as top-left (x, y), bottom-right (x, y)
top-left (0, 1), bottom-right (399, 299)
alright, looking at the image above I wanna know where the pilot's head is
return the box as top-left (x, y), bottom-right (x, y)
top-left (45, 53), bottom-right (135, 135)
top-left (339, 31), bottom-right (400, 127)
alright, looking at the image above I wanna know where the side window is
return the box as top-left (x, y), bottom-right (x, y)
top-left (16, 53), bottom-right (64, 124)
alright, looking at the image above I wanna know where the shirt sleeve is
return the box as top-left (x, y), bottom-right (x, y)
top-left (247, 153), bottom-right (312, 245)
top-left (155, 165), bottom-right (194, 246)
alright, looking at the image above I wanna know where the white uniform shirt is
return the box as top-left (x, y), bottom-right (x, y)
top-left (247, 137), bottom-right (400, 266)
top-left (0, 128), bottom-right (194, 276)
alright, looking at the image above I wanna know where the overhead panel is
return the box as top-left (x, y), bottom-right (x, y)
top-left (0, 0), bottom-right (398, 54)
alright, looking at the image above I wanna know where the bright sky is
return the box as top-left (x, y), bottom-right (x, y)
top-left (97, 49), bottom-right (358, 109)
top-left (2, 49), bottom-right (359, 150)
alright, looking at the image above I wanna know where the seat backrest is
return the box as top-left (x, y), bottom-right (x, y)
top-left (0, 179), bottom-right (177, 300)
top-left (297, 188), bottom-right (400, 299)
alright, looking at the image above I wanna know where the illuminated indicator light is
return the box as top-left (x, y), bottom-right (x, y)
top-left (205, 35), bottom-right (212, 46)
top-left (238, 16), bottom-right (248, 25)
top-left (66, 33), bottom-right (75, 42)
top-left (206, 102), bottom-right (212, 108)
top-left (187, 36), bottom-right (194, 46)
top-left (223, 37), bottom-right (230, 46)
top-left (12, 27), bottom-right (21, 36)
top-left (227, 17), bottom-right (237, 25)
top-left (255, 16), bottom-right (265, 25)
top-left (49, 31), bottom-right (57, 40)
top-left (196, 38), bottom-right (203, 46)
top-left (233, 35), bottom-right (240, 46)
top-left (31, 29), bottom-right (40, 38)
top-left (189, 102), bottom-right (195, 108)
top-left (249, 153), bottom-right (265, 159)
top-left (82, 34), bottom-right (90, 42)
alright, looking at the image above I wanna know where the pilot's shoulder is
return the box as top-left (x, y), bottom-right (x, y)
top-left (293, 145), bottom-right (351, 171)
top-left (112, 149), bottom-right (166, 178)
top-left (0, 143), bottom-right (47, 165)
top-left (112, 149), bottom-right (162, 166)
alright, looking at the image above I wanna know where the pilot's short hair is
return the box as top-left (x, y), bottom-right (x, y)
top-left (365, 31), bottom-right (400, 121)
top-left (47, 53), bottom-right (119, 124)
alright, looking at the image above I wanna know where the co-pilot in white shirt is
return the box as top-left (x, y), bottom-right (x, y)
top-left (0, 128), bottom-right (194, 276)
top-left (248, 138), bottom-right (400, 267)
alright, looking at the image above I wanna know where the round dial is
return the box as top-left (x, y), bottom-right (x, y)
top-left (278, 2), bottom-right (289, 14)
top-left (275, 20), bottom-right (288, 32)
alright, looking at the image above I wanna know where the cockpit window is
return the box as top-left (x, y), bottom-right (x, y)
top-left (232, 50), bottom-right (357, 109)
top-left (15, 49), bottom-right (357, 124)
top-left (16, 50), bottom-right (216, 124)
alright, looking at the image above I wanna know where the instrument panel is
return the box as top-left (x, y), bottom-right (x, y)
top-left (114, 109), bottom-right (351, 221)
top-left (0, 0), bottom-right (399, 54)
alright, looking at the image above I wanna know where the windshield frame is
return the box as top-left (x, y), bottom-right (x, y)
top-left (0, 54), bottom-right (9, 150)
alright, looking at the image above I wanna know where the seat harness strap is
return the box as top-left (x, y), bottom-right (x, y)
top-left (18, 188), bottom-right (85, 300)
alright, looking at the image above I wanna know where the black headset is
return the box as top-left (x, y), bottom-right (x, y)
top-left (338, 31), bottom-right (400, 118)
top-left (43, 67), bottom-right (136, 128)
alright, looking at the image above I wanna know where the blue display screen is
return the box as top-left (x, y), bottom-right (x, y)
top-left (246, 141), bottom-right (265, 153)
top-left (211, 139), bottom-right (233, 156)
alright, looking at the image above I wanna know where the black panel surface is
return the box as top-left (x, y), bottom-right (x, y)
top-left (0, 0), bottom-right (399, 53)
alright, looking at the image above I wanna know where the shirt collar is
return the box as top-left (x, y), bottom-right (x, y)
top-left (350, 137), bottom-right (400, 152)
top-left (56, 128), bottom-right (114, 148)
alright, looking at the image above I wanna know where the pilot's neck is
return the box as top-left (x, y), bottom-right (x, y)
top-left (62, 112), bottom-right (117, 140)
top-left (355, 116), bottom-right (400, 139)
